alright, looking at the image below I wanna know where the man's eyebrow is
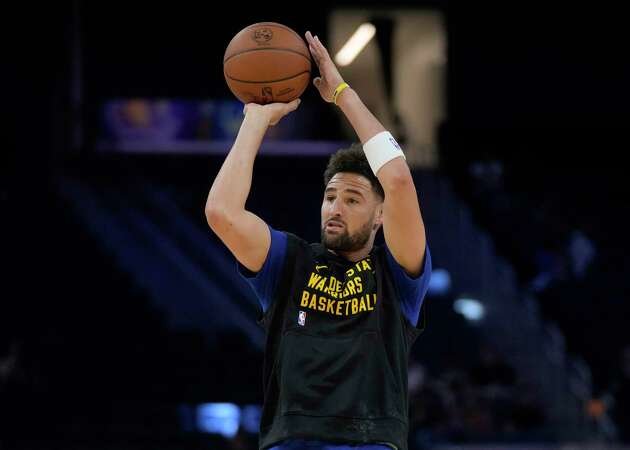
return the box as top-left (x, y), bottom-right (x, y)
top-left (325, 187), bottom-right (365, 198)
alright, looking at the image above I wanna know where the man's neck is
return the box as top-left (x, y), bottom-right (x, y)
top-left (328, 248), bottom-right (371, 263)
top-left (327, 236), bottom-right (376, 262)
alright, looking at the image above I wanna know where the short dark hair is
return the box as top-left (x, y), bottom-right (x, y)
top-left (323, 143), bottom-right (385, 200)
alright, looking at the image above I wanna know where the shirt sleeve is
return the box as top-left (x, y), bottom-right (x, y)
top-left (384, 244), bottom-right (432, 327)
top-left (236, 225), bottom-right (288, 312)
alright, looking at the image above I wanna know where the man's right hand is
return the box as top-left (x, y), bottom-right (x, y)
top-left (243, 98), bottom-right (301, 127)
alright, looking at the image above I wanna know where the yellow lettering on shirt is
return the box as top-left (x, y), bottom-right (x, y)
top-left (315, 277), bottom-right (327, 291)
top-left (354, 277), bottom-right (363, 293)
top-left (367, 294), bottom-right (375, 311)
top-left (308, 273), bottom-right (322, 288)
top-left (327, 276), bottom-right (338, 293)
top-left (299, 261), bottom-right (377, 317)
top-left (300, 290), bottom-right (310, 307)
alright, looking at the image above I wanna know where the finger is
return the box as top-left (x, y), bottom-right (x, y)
top-left (314, 36), bottom-right (331, 58)
top-left (305, 30), bottom-right (314, 44)
top-left (307, 31), bottom-right (319, 50)
top-left (314, 35), bottom-right (325, 51)
top-left (308, 32), bottom-right (325, 56)
top-left (313, 77), bottom-right (322, 90)
top-left (309, 45), bottom-right (320, 66)
top-left (287, 98), bottom-right (301, 112)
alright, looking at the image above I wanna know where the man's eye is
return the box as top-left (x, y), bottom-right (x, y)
top-left (326, 196), bottom-right (335, 201)
top-left (348, 198), bottom-right (358, 204)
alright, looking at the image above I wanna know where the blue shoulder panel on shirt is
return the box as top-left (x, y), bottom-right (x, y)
top-left (236, 225), bottom-right (288, 312)
top-left (384, 245), bottom-right (432, 327)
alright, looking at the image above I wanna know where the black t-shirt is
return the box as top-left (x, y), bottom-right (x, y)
top-left (239, 229), bottom-right (431, 450)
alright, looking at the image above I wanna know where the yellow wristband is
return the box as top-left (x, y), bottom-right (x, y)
top-left (332, 82), bottom-right (350, 105)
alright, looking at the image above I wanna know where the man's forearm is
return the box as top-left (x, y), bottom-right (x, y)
top-left (336, 88), bottom-right (386, 145)
top-left (336, 87), bottom-right (408, 189)
top-left (206, 112), bottom-right (269, 214)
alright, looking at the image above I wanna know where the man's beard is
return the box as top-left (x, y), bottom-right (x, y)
top-left (321, 219), bottom-right (374, 252)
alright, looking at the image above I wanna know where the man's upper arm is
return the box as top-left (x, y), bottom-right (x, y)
top-left (378, 157), bottom-right (427, 277)
top-left (207, 209), bottom-right (271, 272)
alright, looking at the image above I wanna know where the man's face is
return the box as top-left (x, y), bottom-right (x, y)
top-left (321, 172), bottom-right (383, 252)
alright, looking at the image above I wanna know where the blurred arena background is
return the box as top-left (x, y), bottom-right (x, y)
top-left (3, 1), bottom-right (630, 449)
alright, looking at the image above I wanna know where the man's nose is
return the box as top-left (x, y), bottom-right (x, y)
top-left (330, 198), bottom-right (344, 216)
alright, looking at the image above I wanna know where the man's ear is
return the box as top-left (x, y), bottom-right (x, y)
top-left (373, 205), bottom-right (384, 230)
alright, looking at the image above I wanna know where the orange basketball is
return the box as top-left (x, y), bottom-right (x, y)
top-left (223, 22), bottom-right (311, 104)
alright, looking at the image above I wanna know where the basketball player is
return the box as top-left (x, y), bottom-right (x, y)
top-left (206, 31), bottom-right (431, 450)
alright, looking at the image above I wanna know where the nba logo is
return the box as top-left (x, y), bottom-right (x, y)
top-left (388, 136), bottom-right (401, 150)
top-left (298, 310), bottom-right (306, 326)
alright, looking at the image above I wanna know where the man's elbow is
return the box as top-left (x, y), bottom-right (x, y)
top-left (383, 172), bottom-right (413, 193)
top-left (205, 203), bottom-right (229, 231)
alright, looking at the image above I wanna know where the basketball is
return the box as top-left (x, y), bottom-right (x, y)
top-left (223, 22), bottom-right (311, 104)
